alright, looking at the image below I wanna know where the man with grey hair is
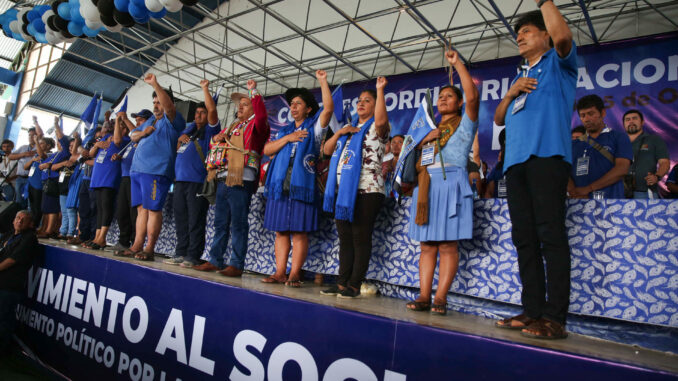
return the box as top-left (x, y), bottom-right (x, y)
top-left (0, 210), bottom-right (39, 355)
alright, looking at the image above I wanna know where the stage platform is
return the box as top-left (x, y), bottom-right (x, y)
top-left (14, 241), bottom-right (678, 381)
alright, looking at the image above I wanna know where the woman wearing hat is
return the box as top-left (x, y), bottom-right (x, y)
top-left (261, 69), bottom-right (334, 287)
top-left (320, 76), bottom-right (390, 299)
top-left (406, 49), bottom-right (479, 315)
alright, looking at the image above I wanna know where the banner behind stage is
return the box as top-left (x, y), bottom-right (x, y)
top-left (264, 33), bottom-right (678, 168)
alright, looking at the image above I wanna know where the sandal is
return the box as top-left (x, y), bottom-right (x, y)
top-left (495, 313), bottom-right (538, 330)
top-left (134, 251), bottom-right (155, 261)
top-left (431, 303), bottom-right (447, 316)
top-left (261, 275), bottom-right (287, 284)
top-left (406, 300), bottom-right (431, 312)
top-left (89, 243), bottom-right (106, 250)
top-left (114, 248), bottom-right (139, 257)
top-left (521, 319), bottom-right (568, 340)
top-left (285, 279), bottom-right (302, 288)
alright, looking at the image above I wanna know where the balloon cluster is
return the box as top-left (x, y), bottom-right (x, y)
top-left (0, 0), bottom-right (199, 45)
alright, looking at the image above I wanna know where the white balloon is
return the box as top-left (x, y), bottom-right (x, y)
top-left (85, 18), bottom-right (103, 30)
top-left (105, 23), bottom-right (123, 33)
top-left (81, 0), bottom-right (102, 23)
top-left (42, 10), bottom-right (54, 24)
top-left (159, 0), bottom-right (182, 13)
top-left (9, 20), bottom-right (20, 34)
top-left (46, 30), bottom-right (63, 44)
top-left (145, 0), bottom-right (164, 13)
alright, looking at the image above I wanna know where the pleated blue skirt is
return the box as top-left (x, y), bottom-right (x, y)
top-left (409, 166), bottom-right (473, 242)
top-left (263, 194), bottom-right (318, 232)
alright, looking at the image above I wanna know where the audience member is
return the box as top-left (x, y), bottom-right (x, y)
top-left (321, 77), bottom-right (389, 298)
top-left (8, 120), bottom-right (40, 209)
top-left (50, 135), bottom-right (80, 240)
top-left (260, 70), bottom-right (333, 286)
top-left (571, 125), bottom-right (585, 140)
top-left (623, 109), bottom-right (669, 199)
top-left (165, 80), bottom-right (219, 268)
top-left (23, 122), bottom-right (44, 225)
top-left (484, 129), bottom-right (506, 198)
top-left (117, 74), bottom-right (185, 261)
top-left (493, 5), bottom-right (576, 339)
top-left (36, 118), bottom-right (71, 238)
top-left (382, 134), bottom-right (403, 197)
top-left (0, 210), bottom-right (39, 356)
top-left (69, 126), bottom-right (98, 245)
top-left (569, 95), bottom-right (632, 199)
top-left (0, 140), bottom-right (17, 201)
top-left (404, 48), bottom-right (478, 315)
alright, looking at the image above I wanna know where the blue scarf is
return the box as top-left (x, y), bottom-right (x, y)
top-left (323, 117), bottom-right (374, 222)
top-left (265, 116), bottom-right (318, 203)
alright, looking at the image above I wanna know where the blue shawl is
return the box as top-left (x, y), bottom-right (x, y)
top-left (66, 164), bottom-right (83, 209)
top-left (323, 117), bottom-right (374, 222)
top-left (265, 116), bottom-right (318, 203)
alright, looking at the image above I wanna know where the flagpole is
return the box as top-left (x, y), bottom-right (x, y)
top-left (426, 89), bottom-right (446, 180)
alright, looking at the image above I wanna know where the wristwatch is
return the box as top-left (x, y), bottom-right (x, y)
top-left (538, 0), bottom-right (552, 7)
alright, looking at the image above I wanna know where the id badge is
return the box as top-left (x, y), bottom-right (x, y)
top-left (177, 143), bottom-right (189, 153)
top-left (59, 171), bottom-right (66, 183)
top-left (29, 166), bottom-right (35, 177)
top-left (497, 178), bottom-right (507, 198)
top-left (420, 144), bottom-right (435, 166)
top-left (576, 156), bottom-right (589, 177)
top-left (96, 150), bottom-right (107, 164)
top-left (122, 145), bottom-right (133, 159)
top-left (511, 93), bottom-right (527, 114)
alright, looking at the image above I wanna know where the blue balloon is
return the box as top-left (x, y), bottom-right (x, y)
top-left (69, 0), bottom-right (80, 5)
top-left (82, 25), bottom-right (99, 37)
top-left (12, 32), bottom-right (26, 42)
top-left (114, 0), bottom-right (130, 12)
top-left (129, 0), bottom-right (145, 6)
top-left (58, 3), bottom-right (72, 20)
top-left (31, 18), bottom-right (46, 33)
top-left (27, 23), bottom-right (37, 36)
top-left (149, 8), bottom-right (166, 18)
top-left (27, 10), bottom-right (40, 22)
top-left (128, 2), bottom-right (149, 22)
top-left (71, 5), bottom-right (84, 23)
top-left (67, 21), bottom-right (83, 36)
top-left (36, 32), bottom-right (48, 44)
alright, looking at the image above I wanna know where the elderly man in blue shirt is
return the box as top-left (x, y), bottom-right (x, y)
top-left (493, 0), bottom-right (577, 339)
top-left (116, 73), bottom-right (185, 261)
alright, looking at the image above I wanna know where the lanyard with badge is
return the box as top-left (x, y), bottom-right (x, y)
top-left (421, 143), bottom-right (435, 166)
top-left (576, 149), bottom-right (589, 177)
top-left (511, 63), bottom-right (531, 115)
top-left (497, 176), bottom-right (507, 198)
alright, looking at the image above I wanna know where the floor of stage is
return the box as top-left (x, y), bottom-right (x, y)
top-left (40, 239), bottom-right (678, 375)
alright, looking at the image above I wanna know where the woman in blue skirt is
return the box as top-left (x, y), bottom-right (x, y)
top-left (262, 70), bottom-right (334, 287)
top-left (406, 49), bottom-right (479, 315)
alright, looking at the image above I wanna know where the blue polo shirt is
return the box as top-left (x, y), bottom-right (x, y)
top-left (28, 159), bottom-right (42, 190)
top-left (90, 134), bottom-right (131, 189)
top-left (174, 122), bottom-right (220, 183)
top-left (571, 128), bottom-right (633, 199)
top-left (41, 136), bottom-right (71, 181)
top-left (504, 43), bottom-right (578, 174)
top-left (121, 143), bottom-right (136, 177)
top-left (130, 112), bottom-right (185, 178)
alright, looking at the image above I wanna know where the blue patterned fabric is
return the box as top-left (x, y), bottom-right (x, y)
top-left (106, 194), bottom-right (678, 327)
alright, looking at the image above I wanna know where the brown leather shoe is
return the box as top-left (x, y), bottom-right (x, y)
top-left (67, 237), bottom-right (83, 245)
top-left (218, 266), bottom-right (243, 277)
top-left (192, 262), bottom-right (220, 272)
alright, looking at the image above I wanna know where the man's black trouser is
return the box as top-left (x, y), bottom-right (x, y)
top-left (173, 181), bottom-right (209, 262)
top-left (78, 180), bottom-right (96, 241)
top-left (505, 156), bottom-right (571, 325)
